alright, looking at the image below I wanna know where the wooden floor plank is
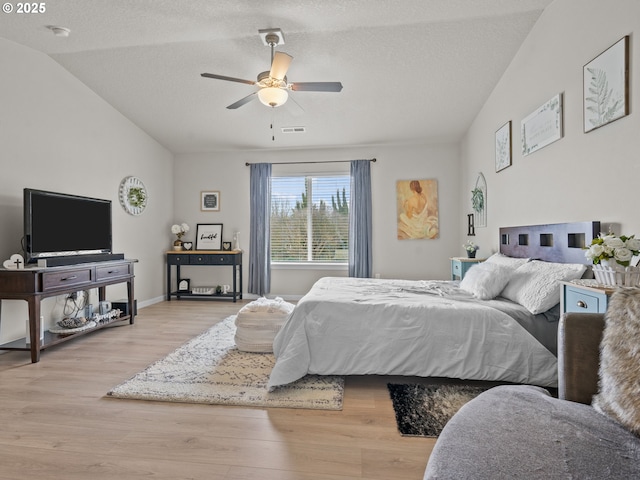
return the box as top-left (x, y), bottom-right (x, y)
top-left (0, 300), bottom-right (434, 479)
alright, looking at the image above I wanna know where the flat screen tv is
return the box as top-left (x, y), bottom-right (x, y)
top-left (24, 188), bottom-right (113, 264)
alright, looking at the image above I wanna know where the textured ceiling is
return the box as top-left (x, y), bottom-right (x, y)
top-left (0, 0), bottom-right (552, 153)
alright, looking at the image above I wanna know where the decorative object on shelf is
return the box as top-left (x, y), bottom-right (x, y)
top-left (396, 179), bottom-right (440, 240)
top-left (119, 176), bottom-right (148, 216)
top-left (463, 241), bottom-right (480, 258)
top-left (192, 286), bottom-right (215, 295)
top-left (215, 285), bottom-right (223, 295)
top-left (584, 36), bottom-right (629, 133)
top-left (467, 213), bottom-right (475, 236)
top-left (2, 253), bottom-right (24, 269)
top-left (196, 223), bottom-right (223, 250)
top-left (495, 120), bottom-right (512, 172)
top-left (57, 317), bottom-right (89, 329)
top-left (521, 93), bottom-right (563, 156)
top-left (472, 173), bottom-right (486, 228)
top-left (49, 320), bottom-right (98, 335)
top-left (233, 231), bottom-right (241, 250)
top-left (585, 232), bottom-right (640, 286)
top-left (201, 190), bottom-right (221, 212)
top-left (171, 223), bottom-right (190, 250)
top-left (182, 241), bottom-right (193, 251)
top-left (178, 279), bottom-right (190, 291)
top-left (222, 241), bottom-right (232, 251)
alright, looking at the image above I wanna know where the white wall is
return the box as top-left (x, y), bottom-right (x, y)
top-left (0, 38), bottom-right (174, 343)
top-left (461, 0), bottom-right (640, 253)
top-left (174, 142), bottom-right (460, 296)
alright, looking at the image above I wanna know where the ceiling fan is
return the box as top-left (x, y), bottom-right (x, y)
top-left (201, 28), bottom-right (343, 110)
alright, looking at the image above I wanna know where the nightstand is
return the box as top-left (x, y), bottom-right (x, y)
top-left (450, 257), bottom-right (485, 280)
top-left (560, 281), bottom-right (615, 314)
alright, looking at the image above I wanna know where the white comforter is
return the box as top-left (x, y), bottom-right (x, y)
top-left (269, 277), bottom-right (558, 389)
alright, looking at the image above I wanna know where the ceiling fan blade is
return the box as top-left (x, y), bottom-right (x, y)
top-left (290, 82), bottom-right (343, 92)
top-left (201, 73), bottom-right (256, 86)
top-left (227, 92), bottom-right (257, 109)
top-left (270, 52), bottom-right (293, 81)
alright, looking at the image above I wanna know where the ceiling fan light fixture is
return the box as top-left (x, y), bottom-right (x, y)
top-left (258, 87), bottom-right (288, 107)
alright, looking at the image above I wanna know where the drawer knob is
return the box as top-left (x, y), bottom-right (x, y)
top-left (577, 300), bottom-right (588, 309)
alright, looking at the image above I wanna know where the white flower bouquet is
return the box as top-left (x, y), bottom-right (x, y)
top-left (171, 223), bottom-right (190, 243)
top-left (585, 233), bottom-right (640, 286)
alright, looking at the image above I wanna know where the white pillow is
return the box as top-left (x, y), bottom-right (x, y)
top-left (459, 263), bottom-right (514, 300)
top-left (484, 252), bottom-right (530, 270)
top-left (501, 260), bottom-right (587, 314)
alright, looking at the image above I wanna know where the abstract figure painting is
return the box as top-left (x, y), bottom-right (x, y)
top-left (584, 36), bottom-right (629, 133)
top-left (397, 179), bottom-right (439, 240)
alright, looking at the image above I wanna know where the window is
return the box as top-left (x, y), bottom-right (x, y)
top-left (271, 174), bottom-right (350, 263)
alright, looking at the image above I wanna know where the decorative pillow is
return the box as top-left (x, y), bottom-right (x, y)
top-left (459, 263), bottom-right (513, 300)
top-left (500, 260), bottom-right (586, 314)
top-left (593, 288), bottom-right (640, 435)
top-left (483, 252), bottom-right (530, 270)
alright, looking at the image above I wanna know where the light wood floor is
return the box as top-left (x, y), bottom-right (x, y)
top-left (0, 300), bottom-right (436, 480)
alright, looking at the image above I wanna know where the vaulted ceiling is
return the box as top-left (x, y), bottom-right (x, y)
top-left (0, 0), bottom-right (553, 153)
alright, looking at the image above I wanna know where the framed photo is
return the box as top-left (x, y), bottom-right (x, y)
top-left (521, 94), bottom-right (563, 157)
top-left (495, 121), bottom-right (512, 172)
top-left (584, 36), bottom-right (629, 133)
top-left (195, 223), bottom-right (223, 250)
top-left (201, 191), bottom-right (220, 212)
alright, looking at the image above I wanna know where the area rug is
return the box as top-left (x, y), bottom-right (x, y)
top-left (107, 316), bottom-right (344, 410)
top-left (387, 383), bottom-right (491, 437)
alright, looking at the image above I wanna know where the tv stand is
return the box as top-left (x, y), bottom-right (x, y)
top-left (0, 259), bottom-right (135, 363)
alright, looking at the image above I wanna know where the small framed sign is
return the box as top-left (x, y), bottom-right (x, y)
top-left (178, 279), bottom-right (190, 292)
top-left (201, 191), bottom-right (220, 212)
top-left (222, 241), bottom-right (232, 251)
top-left (196, 223), bottom-right (223, 250)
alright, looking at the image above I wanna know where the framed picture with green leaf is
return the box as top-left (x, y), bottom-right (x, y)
top-left (583, 35), bottom-right (629, 133)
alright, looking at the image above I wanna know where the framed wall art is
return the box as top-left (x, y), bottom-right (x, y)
top-left (396, 179), bottom-right (439, 240)
top-left (195, 223), bottom-right (223, 250)
top-left (495, 120), bottom-right (512, 172)
top-left (201, 191), bottom-right (220, 212)
top-left (583, 35), bottom-right (629, 133)
top-left (521, 94), bottom-right (563, 156)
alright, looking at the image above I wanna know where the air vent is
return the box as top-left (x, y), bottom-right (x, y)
top-left (281, 126), bottom-right (306, 134)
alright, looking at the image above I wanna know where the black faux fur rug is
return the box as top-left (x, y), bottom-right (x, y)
top-left (387, 383), bottom-right (492, 437)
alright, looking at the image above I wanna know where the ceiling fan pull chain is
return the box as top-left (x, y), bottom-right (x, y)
top-left (271, 110), bottom-right (275, 141)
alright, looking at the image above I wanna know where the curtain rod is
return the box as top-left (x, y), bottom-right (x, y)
top-left (245, 158), bottom-right (376, 166)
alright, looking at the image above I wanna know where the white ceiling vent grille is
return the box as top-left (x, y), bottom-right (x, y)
top-left (281, 126), bottom-right (306, 134)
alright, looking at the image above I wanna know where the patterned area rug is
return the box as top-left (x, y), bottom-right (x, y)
top-left (107, 316), bottom-right (344, 410)
top-left (387, 383), bottom-right (491, 436)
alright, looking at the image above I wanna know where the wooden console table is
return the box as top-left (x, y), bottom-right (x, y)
top-left (0, 259), bottom-right (136, 363)
top-left (166, 250), bottom-right (242, 302)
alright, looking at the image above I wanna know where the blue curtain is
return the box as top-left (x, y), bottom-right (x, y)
top-left (349, 160), bottom-right (373, 278)
top-left (248, 163), bottom-right (272, 295)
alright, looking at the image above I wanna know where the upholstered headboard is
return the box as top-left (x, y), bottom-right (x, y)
top-left (499, 221), bottom-right (601, 264)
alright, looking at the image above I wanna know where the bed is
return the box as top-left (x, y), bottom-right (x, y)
top-left (268, 221), bottom-right (600, 390)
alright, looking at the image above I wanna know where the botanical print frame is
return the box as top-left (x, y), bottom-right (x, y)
top-left (201, 191), bottom-right (220, 212)
top-left (495, 121), bottom-right (512, 172)
top-left (583, 36), bottom-right (629, 133)
top-left (396, 179), bottom-right (439, 240)
top-left (195, 223), bottom-right (223, 250)
top-left (521, 94), bottom-right (563, 156)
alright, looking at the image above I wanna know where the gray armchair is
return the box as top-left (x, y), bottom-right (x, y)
top-left (557, 312), bottom-right (604, 404)
top-left (424, 312), bottom-right (640, 480)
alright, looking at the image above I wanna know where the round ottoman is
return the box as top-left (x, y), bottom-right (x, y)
top-left (234, 297), bottom-right (295, 353)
